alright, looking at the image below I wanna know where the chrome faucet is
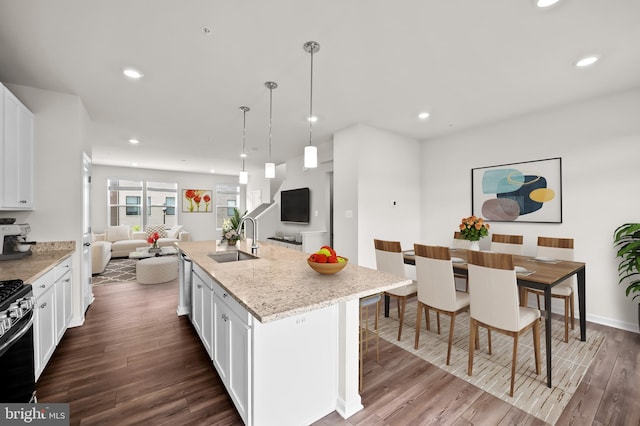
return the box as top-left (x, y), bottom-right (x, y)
top-left (236, 216), bottom-right (259, 255)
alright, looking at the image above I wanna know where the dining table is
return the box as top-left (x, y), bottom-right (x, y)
top-left (398, 248), bottom-right (586, 388)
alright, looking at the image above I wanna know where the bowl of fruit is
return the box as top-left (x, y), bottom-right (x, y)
top-left (307, 246), bottom-right (348, 274)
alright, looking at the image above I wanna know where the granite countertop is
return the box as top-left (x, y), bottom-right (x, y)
top-left (177, 240), bottom-right (412, 323)
top-left (0, 242), bottom-right (75, 284)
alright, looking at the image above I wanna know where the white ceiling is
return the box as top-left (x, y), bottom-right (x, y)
top-left (1, 0), bottom-right (639, 177)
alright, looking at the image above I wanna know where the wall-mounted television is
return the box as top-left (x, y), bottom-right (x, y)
top-left (280, 187), bottom-right (310, 224)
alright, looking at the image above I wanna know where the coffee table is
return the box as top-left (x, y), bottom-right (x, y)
top-left (129, 246), bottom-right (178, 259)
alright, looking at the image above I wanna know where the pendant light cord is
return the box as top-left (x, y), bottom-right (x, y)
top-left (309, 48), bottom-right (314, 146)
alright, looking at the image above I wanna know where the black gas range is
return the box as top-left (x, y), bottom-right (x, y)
top-left (0, 279), bottom-right (36, 403)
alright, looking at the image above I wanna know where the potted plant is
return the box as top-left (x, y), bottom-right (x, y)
top-left (613, 223), bottom-right (640, 328)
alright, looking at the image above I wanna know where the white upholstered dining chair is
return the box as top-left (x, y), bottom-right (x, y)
top-left (490, 233), bottom-right (524, 255)
top-left (467, 250), bottom-right (541, 397)
top-left (522, 236), bottom-right (575, 343)
top-left (414, 244), bottom-right (470, 365)
top-left (374, 239), bottom-right (417, 341)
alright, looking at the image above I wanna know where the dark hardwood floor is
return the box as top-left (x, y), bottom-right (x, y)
top-left (37, 281), bottom-right (640, 425)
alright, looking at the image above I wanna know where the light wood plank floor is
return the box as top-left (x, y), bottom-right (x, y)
top-left (37, 280), bottom-right (640, 425)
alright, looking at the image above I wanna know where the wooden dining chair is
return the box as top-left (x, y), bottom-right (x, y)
top-left (374, 239), bottom-right (417, 341)
top-left (490, 233), bottom-right (524, 255)
top-left (522, 236), bottom-right (575, 343)
top-left (414, 244), bottom-right (470, 365)
top-left (452, 232), bottom-right (470, 291)
top-left (359, 293), bottom-right (381, 392)
top-left (467, 251), bottom-right (541, 397)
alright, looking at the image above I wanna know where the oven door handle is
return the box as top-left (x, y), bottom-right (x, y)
top-left (0, 314), bottom-right (34, 353)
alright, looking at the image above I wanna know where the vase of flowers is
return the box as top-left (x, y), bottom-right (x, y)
top-left (221, 208), bottom-right (247, 246)
top-left (147, 231), bottom-right (161, 253)
top-left (458, 215), bottom-right (490, 250)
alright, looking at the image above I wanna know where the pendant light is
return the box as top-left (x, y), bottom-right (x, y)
top-left (264, 81), bottom-right (277, 179)
top-left (239, 106), bottom-right (249, 185)
top-left (303, 41), bottom-right (320, 169)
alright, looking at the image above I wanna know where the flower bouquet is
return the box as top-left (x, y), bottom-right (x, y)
top-left (147, 231), bottom-right (161, 252)
top-left (458, 215), bottom-right (490, 241)
top-left (221, 208), bottom-right (247, 245)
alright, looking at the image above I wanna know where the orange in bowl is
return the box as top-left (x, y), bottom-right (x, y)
top-left (307, 258), bottom-right (349, 275)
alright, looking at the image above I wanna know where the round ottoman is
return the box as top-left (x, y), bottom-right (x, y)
top-left (136, 256), bottom-right (179, 284)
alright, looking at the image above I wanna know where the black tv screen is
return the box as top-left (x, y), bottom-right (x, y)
top-left (280, 188), bottom-right (310, 223)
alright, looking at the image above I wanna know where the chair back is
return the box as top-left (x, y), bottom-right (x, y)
top-left (374, 239), bottom-right (405, 277)
top-left (467, 251), bottom-right (521, 332)
top-left (452, 231), bottom-right (472, 249)
top-left (491, 233), bottom-right (524, 255)
top-left (414, 244), bottom-right (457, 311)
top-left (537, 236), bottom-right (575, 288)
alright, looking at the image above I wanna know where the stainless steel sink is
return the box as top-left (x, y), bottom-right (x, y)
top-left (208, 251), bottom-right (258, 263)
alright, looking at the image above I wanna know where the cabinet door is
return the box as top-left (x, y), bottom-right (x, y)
top-left (55, 271), bottom-right (72, 343)
top-left (201, 281), bottom-right (214, 359)
top-left (64, 273), bottom-right (73, 326)
top-left (227, 307), bottom-right (251, 423)
top-left (2, 89), bottom-right (33, 209)
top-left (34, 287), bottom-right (56, 381)
top-left (191, 272), bottom-right (204, 336)
top-left (212, 292), bottom-right (229, 384)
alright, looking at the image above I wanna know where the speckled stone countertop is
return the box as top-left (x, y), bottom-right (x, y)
top-left (0, 241), bottom-right (75, 284)
top-left (177, 240), bottom-right (412, 323)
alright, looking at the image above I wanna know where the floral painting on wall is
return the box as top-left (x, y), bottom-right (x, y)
top-left (471, 157), bottom-right (562, 223)
top-left (182, 189), bottom-right (212, 213)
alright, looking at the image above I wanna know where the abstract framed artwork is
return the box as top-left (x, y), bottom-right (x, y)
top-left (182, 189), bottom-right (213, 213)
top-left (471, 157), bottom-right (562, 223)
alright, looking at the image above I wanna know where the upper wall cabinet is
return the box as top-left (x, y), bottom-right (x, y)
top-left (1, 83), bottom-right (34, 210)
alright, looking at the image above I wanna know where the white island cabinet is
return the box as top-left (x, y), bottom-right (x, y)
top-left (179, 240), bottom-right (411, 426)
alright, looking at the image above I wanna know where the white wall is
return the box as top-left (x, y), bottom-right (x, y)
top-left (420, 88), bottom-right (640, 332)
top-left (334, 124), bottom-right (421, 268)
top-left (3, 84), bottom-right (89, 326)
top-left (91, 165), bottom-right (243, 242)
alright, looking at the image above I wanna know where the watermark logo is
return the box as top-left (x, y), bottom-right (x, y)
top-left (1, 404), bottom-right (69, 425)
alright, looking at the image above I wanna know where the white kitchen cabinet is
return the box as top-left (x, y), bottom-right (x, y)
top-left (191, 264), bottom-right (213, 358)
top-left (212, 287), bottom-right (251, 424)
top-left (54, 257), bottom-right (72, 344)
top-left (33, 257), bottom-right (73, 381)
top-left (1, 83), bottom-right (34, 210)
top-left (32, 271), bottom-right (56, 381)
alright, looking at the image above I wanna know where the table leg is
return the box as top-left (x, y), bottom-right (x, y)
top-left (384, 294), bottom-right (390, 317)
top-left (544, 288), bottom-right (552, 388)
top-left (577, 267), bottom-right (586, 341)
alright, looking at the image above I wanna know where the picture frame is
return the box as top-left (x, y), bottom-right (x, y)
top-left (471, 157), bottom-right (562, 223)
top-left (182, 189), bottom-right (213, 213)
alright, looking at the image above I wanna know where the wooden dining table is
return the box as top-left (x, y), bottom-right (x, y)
top-left (398, 248), bottom-right (586, 388)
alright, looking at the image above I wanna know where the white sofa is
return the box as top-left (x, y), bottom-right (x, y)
top-left (92, 225), bottom-right (190, 274)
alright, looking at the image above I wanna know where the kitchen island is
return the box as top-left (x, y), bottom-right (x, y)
top-left (176, 240), bottom-right (411, 426)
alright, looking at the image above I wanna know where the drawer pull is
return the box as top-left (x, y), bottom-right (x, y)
top-left (40, 284), bottom-right (46, 288)
top-left (40, 302), bottom-right (47, 309)
top-left (221, 314), bottom-right (229, 322)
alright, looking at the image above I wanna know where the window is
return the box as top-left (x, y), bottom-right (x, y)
top-left (216, 184), bottom-right (240, 229)
top-left (126, 196), bottom-right (141, 216)
top-left (108, 179), bottom-right (178, 229)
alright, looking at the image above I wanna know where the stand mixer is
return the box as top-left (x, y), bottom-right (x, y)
top-left (0, 223), bottom-right (33, 260)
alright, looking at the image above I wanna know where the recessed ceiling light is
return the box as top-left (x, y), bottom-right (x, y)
top-left (575, 55), bottom-right (600, 68)
top-left (123, 68), bottom-right (143, 79)
top-left (210, 169), bottom-right (216, 173)
top-left (240, 153), bottom-right (247, 158)
top-left (536, 0), bottom-right (560, 8)
top-left (128, 138), bottom-right (140, 145)
top-left (308, 116), bottom-right (318, 123)
top-left (418, 112), bottom-right (430, 120)
top-left (132, 162), bottom-right (138, 167)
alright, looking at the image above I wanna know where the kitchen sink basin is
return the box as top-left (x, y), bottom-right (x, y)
top-left (208, 251), bottom-right (258, 263)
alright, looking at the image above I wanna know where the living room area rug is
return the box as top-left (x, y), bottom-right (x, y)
top-left (92, 258), bottom-right (137, 285)
top-left (377, 302), bottom-right (605, 425)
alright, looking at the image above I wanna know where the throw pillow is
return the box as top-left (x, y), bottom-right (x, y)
top-left (167, 225), bottom-right (184, 239)
top-left (105, 225), bottom-right (131, 242)
top-left (146, 224), bottom-right (168, 239)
